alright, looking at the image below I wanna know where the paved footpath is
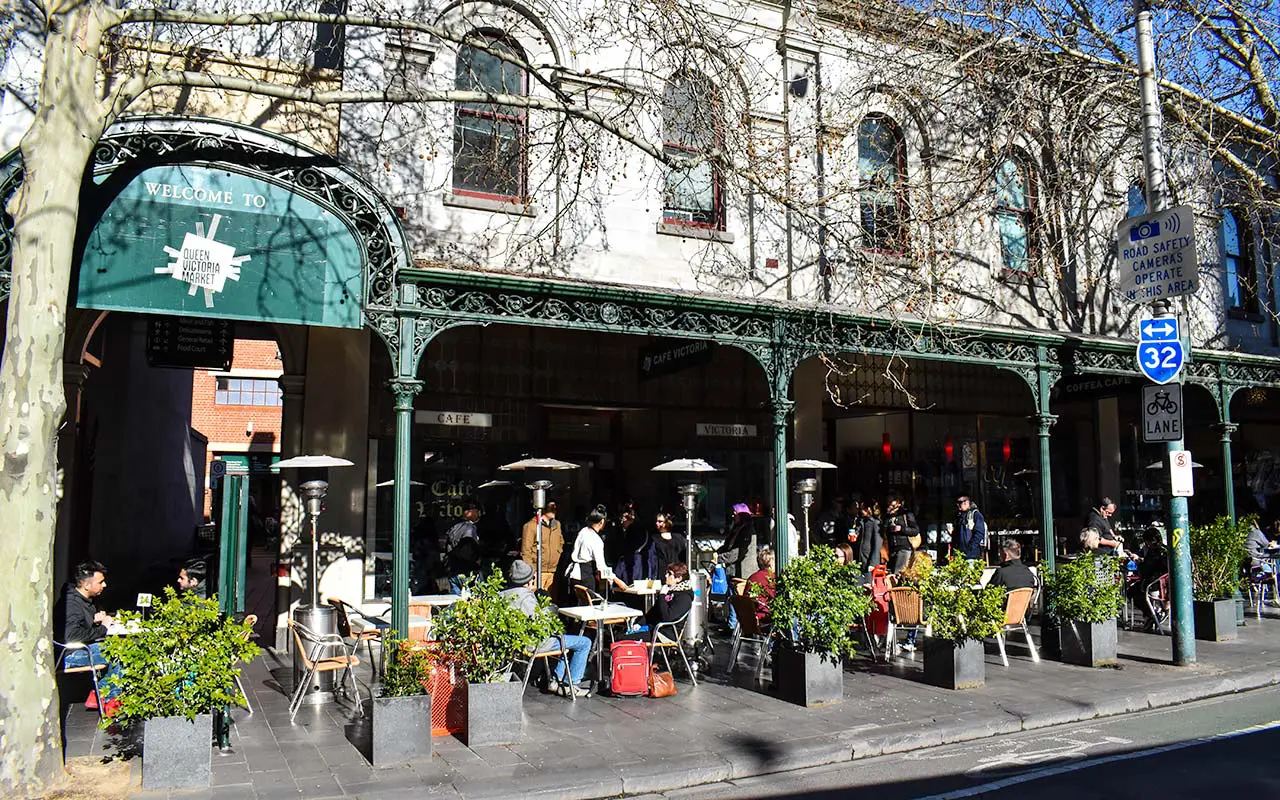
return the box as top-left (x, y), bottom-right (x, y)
top-left (64, 608), bottom-right (1280, 800)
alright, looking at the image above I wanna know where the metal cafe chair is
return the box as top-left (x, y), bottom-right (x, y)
top-left (1247, 562), bottom-right (1279, 619)
top-left (512, 633), bottom-right (575, 702)
top-left (648, 610), bottom-right (697, 685)
top-left (55, 641), bottom-right (107, 721)
top-left (231, 614), bottom-right (258, 716)
top-left (287, 619), bottom-right (366, 721)
top-left (328, 597), bottom-right (384, 681)
top-left (727, 593), bottom-right (769, 686)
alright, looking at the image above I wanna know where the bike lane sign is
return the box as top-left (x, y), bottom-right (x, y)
top-left (1136, 315), bottom-right (1184, 385)
top-left (1142, 383), bottom-right (1183, 443)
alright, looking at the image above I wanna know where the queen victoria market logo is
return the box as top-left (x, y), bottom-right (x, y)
top-left (156, 214), bottom-right (250, 308)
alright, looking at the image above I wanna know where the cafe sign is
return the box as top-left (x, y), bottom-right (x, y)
top-left (416, 410), bottom-right (493, 428)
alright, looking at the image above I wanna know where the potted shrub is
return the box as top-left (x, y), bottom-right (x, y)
top-left (99, 588), bottom-right (259, 790)
top-left (371, 636), bottom-right (434, 766)
top-left (767, 545), bottom-right (872, 707)
top-left (918, 559), bottom-right (1006, 690)
top-left (1044, 553), bottom-right (1123, 667)
top-left (1190, 515), bottom-right (1248, 641)
top-left (432, 568), bottom-right (562, 746)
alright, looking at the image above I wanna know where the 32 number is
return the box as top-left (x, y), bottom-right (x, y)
top-left (1142, 345), bottom-right (1179, 369)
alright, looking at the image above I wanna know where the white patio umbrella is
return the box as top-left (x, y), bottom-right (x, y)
top-left (499, 457), bottom-right (580, 471)
top-left (274, 454), bottom-right (355, 470)
top-left (650, 457), bottom-right (724, 473)
top-left (477, 479), bottom-right (513, 490)
top-left (785, 459), bottom-right (838, 470)
top-left (374, 479), bottom-right (425, 488)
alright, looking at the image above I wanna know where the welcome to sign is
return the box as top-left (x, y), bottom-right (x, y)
top-left (77, 164), bottom-right (365, 328)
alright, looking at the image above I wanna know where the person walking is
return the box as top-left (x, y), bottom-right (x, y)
top-left (854, 501), bottom-right (883, 572)
top-left (565, 507), bottom-right (627, 598)
top-left (882, 495), bottom-right (920, 574)
top-left (443, 502), bottom-right (482, 594)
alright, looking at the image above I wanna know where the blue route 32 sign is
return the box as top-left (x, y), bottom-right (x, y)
top-left (1136, 316), bottom-right (1184, 385)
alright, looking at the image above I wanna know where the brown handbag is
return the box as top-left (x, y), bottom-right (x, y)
top-left (648, 664), bottom-right (677, 698)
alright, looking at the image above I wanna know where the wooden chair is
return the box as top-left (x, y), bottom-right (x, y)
top-left (648, 611), bottom-right (697, 685)
top-left (288, 619), bottom-right (365, 721)
top-left (512, 634), bottom-right (574, 701)
top-left (994, 587), bottom-right (1039, 666)
top-left (730, 577), bottom-right (749, 596)
top-left (55, 641), bottom-right (107, 721)
top-left (727, 594), bottom-right (769, 685)
top-left (886, 587), bottom-right (928, 658)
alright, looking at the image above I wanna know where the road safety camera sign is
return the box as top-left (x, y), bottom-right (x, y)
top-left (1116, 205), bottom-right (1199, 302)
top-left (1142, 383), bottom-right (1183, 443)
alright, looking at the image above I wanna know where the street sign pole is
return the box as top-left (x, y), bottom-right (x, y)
top-left (1135, 0), bottom-right (1194, 666)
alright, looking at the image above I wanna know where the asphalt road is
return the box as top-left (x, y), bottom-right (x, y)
top-left (654, 684), bottom-right (1280, 799)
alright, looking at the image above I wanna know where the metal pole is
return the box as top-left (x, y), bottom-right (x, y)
top-left (1135, 0), bottom-right (1194, 665)
top-left (1036, 350), bottom-right (1057, 571)
top-left (772, 399), bottom-right (793, 569)
top-left (389, 377), bottom-right (422, 640)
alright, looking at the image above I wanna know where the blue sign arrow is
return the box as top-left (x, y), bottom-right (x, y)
top-left (1139, 317), bottom-right (1179, 342)
top-left (1137, 340), bottom-right (1184, 384)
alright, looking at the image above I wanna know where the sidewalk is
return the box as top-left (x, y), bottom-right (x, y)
top-left (66, 608), bottom-right (1280, 800)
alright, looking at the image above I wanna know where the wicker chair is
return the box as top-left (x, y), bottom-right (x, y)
top-left (886, 587), bottom-right (928, 658)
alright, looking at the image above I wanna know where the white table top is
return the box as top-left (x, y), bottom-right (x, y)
top-left (619, 583), bottom-right (662, 596)
top-left (558, 604), bottom-right (642, 622)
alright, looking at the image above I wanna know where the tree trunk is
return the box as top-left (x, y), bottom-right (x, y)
top-left (0, 6), bottom-right (111, 794)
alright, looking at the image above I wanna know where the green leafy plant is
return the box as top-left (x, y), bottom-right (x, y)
top-left (98, 588), bottom-right (259, 729)
top-left (1190, 515), bottom-right (1250, 601)
top-left (1044, 552), bottom-right (1123, 623)
top-left (431, 568), bottom-right (563, 683)
top-left (380, 635), bottom-right (433, 698)
top-left (919, 559), bottom-right (1007, 643)
top-left (768, 545), bottom-right (873, 660)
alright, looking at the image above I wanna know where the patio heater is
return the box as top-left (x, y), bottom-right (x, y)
top-left (651, 458), bottom-right (723, 646)
top-left (499, 457), bottom-right (578, 582)
top-left (786, 459), bottom-right (838, 556)
top-left (275, 454), bottom-right (353, 705)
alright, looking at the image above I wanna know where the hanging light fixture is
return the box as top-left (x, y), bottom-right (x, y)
top-left (1002, 436), bottom-right (1012, 463)
top-left (882, 432), bottom-right (892, 461)
top-left (944, 435), bottom-right (954, 463)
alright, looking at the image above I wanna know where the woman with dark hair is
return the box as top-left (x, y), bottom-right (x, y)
top-left (621, 562), bottom-right (693, 638)
top-left (882, 495), bottom-right (920, 574)
top-left (566, 506), bottom-right (627, 597)
top-left (833, 542), bottom-right (855, 566)
top-left (652, 512), bottom-right (688, 571)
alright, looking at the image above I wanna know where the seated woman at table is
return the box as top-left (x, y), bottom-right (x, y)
top-left (620, 562), bottom-right (693, 638)
top-left (745, 548), bottom-right (776, 625)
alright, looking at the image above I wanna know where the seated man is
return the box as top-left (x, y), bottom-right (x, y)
top-left (990, 539), bottom-right (1036, 590)
top-left (1246, 520), bottom-right (1271, 568)
top-left (177, 559), bottom-right (208, 599)
top-left (501, 560), bottom-right (593, 697)
top-left (1128, 528), bottom-right (1169, 629)
top-left (54, 560), bottom-right (122, 704)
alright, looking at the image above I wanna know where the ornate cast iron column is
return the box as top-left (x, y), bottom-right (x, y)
top-left (388, 375), bottom-right (422, 639)
top-left (1219, 420), bottom-right (1238, 526)
top-left (1036, 347), bottom-right (1058, 571)
top-left (769, 320), bottom-right (798, 570)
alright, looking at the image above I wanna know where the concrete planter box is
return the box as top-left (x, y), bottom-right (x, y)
top-left (1057, 619), bottom-right (1118, 667)
top-left (922, 638), bottom-right (985, 690)
top-left (372, 694), bottom-right (433, 766)
top-left (464, 680), bottom-right (523, 746)
top-left (773, 648), bottom-right (843, 707)
top-left (141, 714), bottom-right (212, 791)
top-left (1194, 599), bottom-right (1237, 642)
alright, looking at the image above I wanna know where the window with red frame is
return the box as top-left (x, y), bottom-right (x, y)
top-left (994, 155), bottom-right (1036, 273)
top-left (452, 32), bottom-right (527, 200)
top-left (662, 72), bottom-right (723, 228)
top-left (858, 114), bottom-right (909, 254)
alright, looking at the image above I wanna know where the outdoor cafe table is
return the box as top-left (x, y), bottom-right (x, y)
top-left (558, 603), bottom-right (643, 683)
top-left (616, 582), bottom-right (662, 611)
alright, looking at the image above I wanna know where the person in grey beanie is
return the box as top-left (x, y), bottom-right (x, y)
top-left (501, 560), bottom-right (593, 696)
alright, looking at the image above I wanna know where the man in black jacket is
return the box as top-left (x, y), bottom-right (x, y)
top-left (54, 560), bottom-right (121, 702)
top-left (991, 540), bottom-right (1036, 590)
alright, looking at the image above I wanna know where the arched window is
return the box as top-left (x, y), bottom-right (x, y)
top-left (662, 71), bottom-right (723, 228)
top-left (858, 114), bottom-right (908, 253)
top-left (1222, 208), bottom-right (1260, 313)
top-left (994, 156), bottom-right (1035, 273)
top-left (452, 32), bottom-right (527, 200)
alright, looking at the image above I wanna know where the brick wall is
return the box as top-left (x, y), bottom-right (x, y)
top-left (191, 338), bottom-right (283, 517)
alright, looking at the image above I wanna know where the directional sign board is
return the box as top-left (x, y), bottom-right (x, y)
top-left (1170, 450), bottom-right (1195, 497)
top-left (1117, 205), bottom-right (1199, 303)
top-left (1142, 383), bottom-right (1183, 442)
top-left (1136, 315), bottom-right (1184, 385)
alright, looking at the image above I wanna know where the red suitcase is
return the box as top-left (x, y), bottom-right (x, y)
top-left (608, 640), bottom-right (650, 697)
